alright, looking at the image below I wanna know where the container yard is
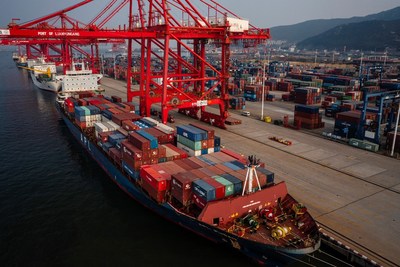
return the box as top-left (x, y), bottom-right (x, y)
top-left (1, 0), bottom-right (400, 266)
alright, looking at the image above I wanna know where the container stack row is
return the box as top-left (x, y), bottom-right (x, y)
top-left (334, 110), bottom-right (377, 139)
top-left (243, 85), bottom-right (267, 102)
top-left (140, 150), bottom-right (275, 206)
top-left (176, 124), bottom-right (221, 156)
top-left (74, 105), bottom-right (102, 128)
top-left (294, 104), bottom-right (325, 129)
top-left (294, 87), bottom-right (322, 105)
top-left (229, 96), bottom-right (246, 110)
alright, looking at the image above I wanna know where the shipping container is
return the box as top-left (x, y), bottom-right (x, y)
top-left (220, 173), bottom-right (243, 194)
top-left (212, 176), bottom-right (234, 197)
top-left (171, 172), bottom-right (199, 206)
top-left (192, 179), bottom-right (215, 202)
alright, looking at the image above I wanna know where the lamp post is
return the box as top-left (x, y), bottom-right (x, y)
top-left (261, 61), bottom-right (266, 120)
top-left (391, 103), bottom-right (400, 157)
top-left (261, 50), bottom-right (270, 120)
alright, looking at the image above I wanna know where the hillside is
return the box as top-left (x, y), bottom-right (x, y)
top-left (270, 6), bottom-right (400, 43)
top-left (296, 19), bottom-right (400, 51)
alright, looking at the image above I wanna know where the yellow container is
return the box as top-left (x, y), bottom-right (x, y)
top-left (264, 116), bottom-right (272, 123)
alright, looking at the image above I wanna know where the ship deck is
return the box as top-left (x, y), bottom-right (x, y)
top-left (100, 77), bottom-right (400, 266)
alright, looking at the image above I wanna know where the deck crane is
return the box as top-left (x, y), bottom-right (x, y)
top-left (0, 0), bottom-right (270, 128)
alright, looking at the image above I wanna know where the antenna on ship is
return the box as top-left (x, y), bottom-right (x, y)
top-left (242, 155), bottom-right (262, 195)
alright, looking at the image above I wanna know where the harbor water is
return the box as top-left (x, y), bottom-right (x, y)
top-left (0, 51), bottom-right (252, 267)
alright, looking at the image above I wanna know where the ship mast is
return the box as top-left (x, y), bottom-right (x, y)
top-left (242, 155), bottom-right (262, 195)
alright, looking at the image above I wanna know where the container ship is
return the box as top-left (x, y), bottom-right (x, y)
top-left (55, 86), bottom-right (320, 265)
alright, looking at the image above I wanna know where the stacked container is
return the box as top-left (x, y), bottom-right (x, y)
top-left (334, 110), bottom-right (376, 138)
top-left (243, 85), bottom-right (265, 102)
top-left (229, 97), bottom-right (246, 110)
top-left (294, 104), bottom-right (324, 129)
top-left (176, 125), bottom-right (218, 156)
top-left (74, 106), bottom-right (102, 129)
top-left (294, 87), bottom-right (322, 105)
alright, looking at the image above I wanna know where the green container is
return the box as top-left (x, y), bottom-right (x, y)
top-left (361, 141), bottom-right (379, 152)
top-left (349, 138), bottom-right (362, 148)
top-left (213, 176), bottom-right (234, 196)
top-left (177, 134), bottom-right (202, 151)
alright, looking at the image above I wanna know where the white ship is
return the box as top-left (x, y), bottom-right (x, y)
top-left (56, 62), bottom-right (103, 101)
top-left (24, 57), bottom-right (62, 93)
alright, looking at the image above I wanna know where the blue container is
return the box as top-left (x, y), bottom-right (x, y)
top-left (223, 162), bottom-right (241, 171)
top-left (229, 160), bottom-right (246, 169)
top-left (133, 121), bottom-right (148, 129)
top-left (139, 118), bottom-right (157, 127)
top-left (86, 105), bottom-right (101, 115)
top-left (192, 179), bottom-right (215, 201)
top-left (220, 173), bottom-right (243, 194)
top-left (214, 146), bottom-right (221, 152)
top-left (101, 110), bottom-right (113, 120)
top-left (214, 136), bottom-right (221, 147)
top-left (101, 142), bottom-right (113, 152)
top-left (122, 161), bottom-right (140, 180)
top-left (158, 157), bottom-right (167, 163)
top-left (108, 133), bottom-right (126, 147)
top-left (295, 104), bottom-right (320, 114)
top-left (136, 130), bottom-right (158, 149)
top-left (197, 156), bottom-right (216, 166)
top-left (201, 148), bottom-right (208, 155)
top-left (74, 106), bottom-right (86, 117)
top-left (257, 168), bottom-right (275, 185)
top-left (176, 125), bottom-right (205, 141)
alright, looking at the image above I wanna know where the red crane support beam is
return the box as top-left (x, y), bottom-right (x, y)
top-left (17, 0), bottom-right (93, 29)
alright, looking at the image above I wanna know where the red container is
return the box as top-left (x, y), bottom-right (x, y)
top-left (98, 132), bottom-right (112, 143)
top-left (144, 127), bottom-right (171, 144)
top-left (161, 161), bottom-right (186, 175)
top-left (163, 143), bottom-right (188, 159)
top-left (122, 120), bottom-right (140, 132)
top-left (206, 165), bottom-right (225, 175)
top-left (192, 192), bottom-right (207, 209)
top-left (121, 140), bottom-right (143, 161)
top-left (214, 163), bottom-right (233, 173)
top-left (198, 167), bottom-right (216, 177)
top-left (111, 95), bottom-right (122, 103)
top-left (190, 169), bottom-right (209, 179)
top-left (174, 159), bottom-right (193, 171)
top-left (171, 172), bottom-right (199, 206)
top-left (122, 102), bottom-right (136, 112)
top-left (158, 146), bottom-right (167, 158)
top-left (186, 157), bottom-right (209, 168)
top-left (123, 156), bottom-right (142, 171)
top-left (128, 132), bottom-right (151, 151)
top-left (140, 166), bottom-right (170, 191)
top-left (109, 147), bottom-right (122, 167)
top-left (212, 151), bottom-right (236, 162)
top-left (207, 139), bottom-right (215, 148)
top-left (202, 154), bottom-right (222, 164)
top-left (155, 126), bottom-right (175, 142)
top-left (141, 178), bottom-right (166, 203)
top-left (221, 148), bottom-right (246, 163)
top-left (74, 118), bottom-right (87, 129)
top-left (180, 158), bottom-right (202, 169)
top-left (202, 177), bottom-right (225, 199)
top-left (112, 112), bottom-right (141, 126)
top-left (77, 99), bottom-right (88, 106)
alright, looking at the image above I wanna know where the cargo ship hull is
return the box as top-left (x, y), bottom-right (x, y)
top-left (57, 103), bottom-right (319, 266)
top-left (30, 71), bottom-right (61, 92)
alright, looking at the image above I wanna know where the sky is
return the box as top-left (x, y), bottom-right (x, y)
top-left (0, 0), bottom-right (399, 29)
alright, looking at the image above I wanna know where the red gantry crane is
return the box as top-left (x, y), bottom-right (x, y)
top-left (0, 0), bottom-right (270, 128)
